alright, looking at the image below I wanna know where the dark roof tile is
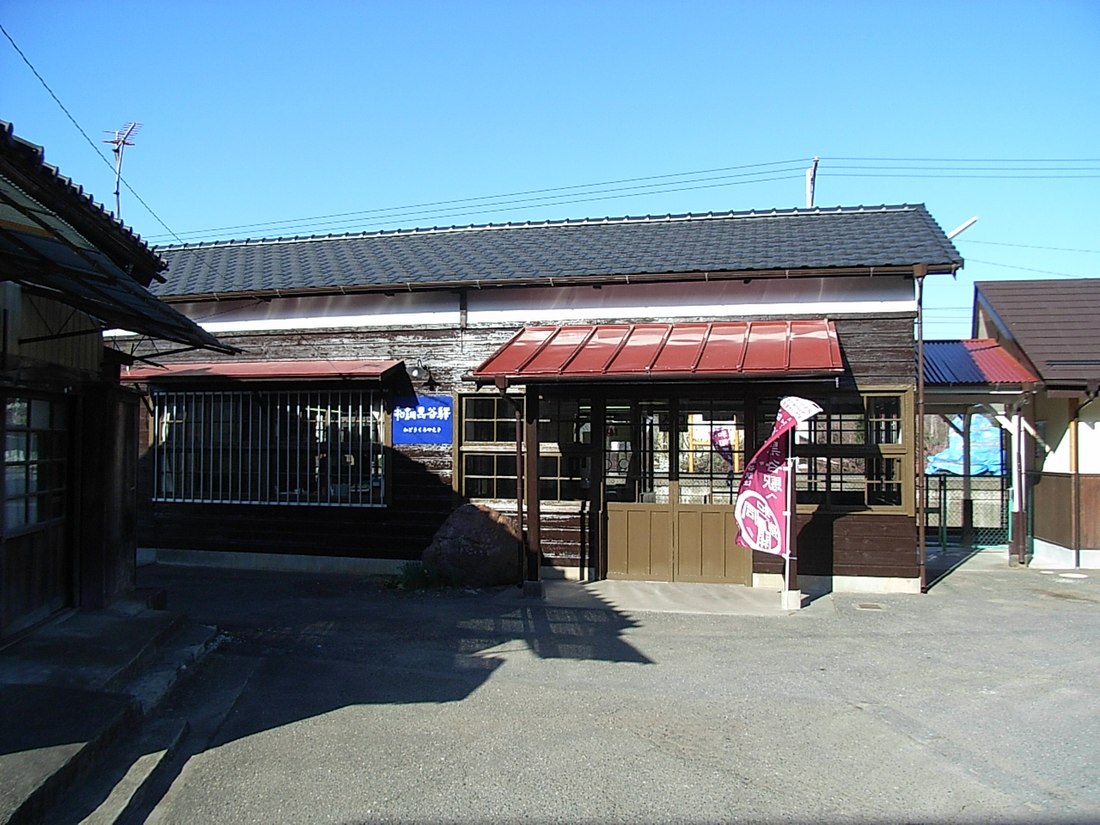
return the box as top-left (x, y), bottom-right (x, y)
top-left (153, 204), bottom-right (962, 299)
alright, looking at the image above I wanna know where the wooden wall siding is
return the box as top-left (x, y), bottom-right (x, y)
top-left (753, 512), bottom-right (918, 579)
top-left (1085, 476), bottom-right (1100, 548)
top-left (78, 387), bottom-right (139, 608)
top-left (138, 437), bottom-right (457, 559)
top-left (834, 316), bottom-right (916, 388)
top-left (1032, 473), bottom-right (1071, 548)
top-left (9, 294), bottom-right (102, 373)
top-left (131, 310), bottom-right (918, 571)
top-left (1, 525), bottom-right (69, 637)
top-left (1031, 472), bottom-right (1100, 549)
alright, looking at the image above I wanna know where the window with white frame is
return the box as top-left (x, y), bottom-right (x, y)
top-left (151, 388), bottom-right (386, 506)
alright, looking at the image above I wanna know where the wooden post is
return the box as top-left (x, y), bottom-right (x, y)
top-left (523, 384), bottom-right (542, 595)
top-left (961, 409), bottom-right (974, 548)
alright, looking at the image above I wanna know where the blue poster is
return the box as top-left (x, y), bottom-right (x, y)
top-left (392, 394), bottom-right (453, 445)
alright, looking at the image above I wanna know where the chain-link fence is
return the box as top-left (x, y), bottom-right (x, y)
top-left (924, 474), bottom-right (1010, 548)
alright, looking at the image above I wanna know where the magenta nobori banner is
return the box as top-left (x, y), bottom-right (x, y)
top-left (734, 397), bottom-right (823, 556)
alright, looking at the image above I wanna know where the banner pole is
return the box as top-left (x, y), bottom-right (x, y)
top-left (782, 434), bottom-right (800, 610)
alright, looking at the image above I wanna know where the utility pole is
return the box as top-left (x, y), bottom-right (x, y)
top-left (103, 122), bottom-right (142, 219)
top-left (805, 156), bottom-right (819, 208)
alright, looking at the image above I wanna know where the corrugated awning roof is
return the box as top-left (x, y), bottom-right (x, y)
top-left (0, 120), bottom-right (235, 355)
top-left (472, 320), bottom-right (844, 383)
top-left (122, 359), bottom-right (404, 382)
top-left (923, 339), bottom-right (1038, 386)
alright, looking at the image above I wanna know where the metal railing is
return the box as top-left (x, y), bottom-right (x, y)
top-left (151, 389), bottom-right (385, 507)
top-left (923, 474), bottom-right (1010, 547)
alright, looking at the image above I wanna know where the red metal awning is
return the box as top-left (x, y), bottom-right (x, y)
top-left (472, 320), bottom-right (844, 383)
top-left (122, 359), bottom-right (404, 382)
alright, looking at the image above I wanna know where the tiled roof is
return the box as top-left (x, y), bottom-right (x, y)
top-left (0, 121), bottom-right (235, 354)
top-left (153, 204), bottom-right (962, 299)
top-left (923, 339), bottom-right (1038, 386)
top-left (0, 120), bottom-right (164, 285)
top-left (976, 279), bottom-right (1100, 388)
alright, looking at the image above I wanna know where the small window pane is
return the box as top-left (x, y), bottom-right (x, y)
top-left (6, 498), bottom-right (25, 529)
top-left (30, 399), bottom-right (51, 429)
top-left (5, 433), bottom-right (26, 462)
top-left (868, 397), bottom-right (903, 445)
top-left (6, 399), bottom-right (27, 427)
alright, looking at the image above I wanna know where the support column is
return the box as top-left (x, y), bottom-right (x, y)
top-left (961, 409), bottom-right (974, 548)
top-left (523, 384), bottom-right (542, 596)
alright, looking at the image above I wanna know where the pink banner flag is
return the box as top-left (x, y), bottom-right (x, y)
top-left (734, 397), bottom-right (822, 556)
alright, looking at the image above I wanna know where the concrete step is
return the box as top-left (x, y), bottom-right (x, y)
top-left (43, 718), bottom-right (189, 825)
top-left (0, 607), bottom-right (220, 825)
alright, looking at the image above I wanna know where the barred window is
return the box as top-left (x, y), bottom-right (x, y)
top-left (151, 389), bottom-right (386, 507)
top-left (4, 395), bottom-right (68, 534)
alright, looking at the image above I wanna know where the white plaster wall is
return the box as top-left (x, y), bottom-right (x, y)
top-left (1035, 395), bottom-right (1100, 474)
top-left (108, 276), bottom-right (915, 338)
top-left (1078, 403), bottom-right (1100, 474)
top-left (1036, 395), bottom-right (1072, 473)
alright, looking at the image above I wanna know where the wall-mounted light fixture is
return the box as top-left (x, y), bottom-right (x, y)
top-left (408, 359), bottom-right (433, 383)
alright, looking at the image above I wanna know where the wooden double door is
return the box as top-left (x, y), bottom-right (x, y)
top-left (602, 399), bottom-right (751, 584)
top-left (606, 492), bottom-right (751, 584)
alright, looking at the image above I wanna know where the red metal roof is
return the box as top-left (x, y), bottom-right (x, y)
top-left (472, 321), bottom-right (844, 382)
top-left (923, 340), bottom-right (1038, 386)
top-left (122, 359), bottom-right (404, 382)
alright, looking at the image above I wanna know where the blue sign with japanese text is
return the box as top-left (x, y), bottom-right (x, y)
top-left (392, 395), bottom-right (453, 445)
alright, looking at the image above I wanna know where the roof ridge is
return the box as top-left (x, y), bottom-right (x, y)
top-left (154, 203), bottom-right (925, 251)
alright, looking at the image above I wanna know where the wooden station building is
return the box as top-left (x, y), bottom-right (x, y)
top-left (124, 204), bottom-right (963, 594)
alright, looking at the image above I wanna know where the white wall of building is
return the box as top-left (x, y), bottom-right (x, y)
top-left (115, 276), bottom-right (915, 337)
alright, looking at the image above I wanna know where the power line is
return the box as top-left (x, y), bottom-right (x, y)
top-left (2, 22), bottom-right (115, 173)
top-left (959, 239), bottom-right (1100, 254)
top-left (148, 162), bottom-right (809, 241)
top-left (826, 172), bottom-right (1100, 180)
top-left (823, 156), bottom-right (1100, 163)
top-left (965, 258), bottom-right (1096, 279)
top-left (2, 22), bottom-right (191, 244)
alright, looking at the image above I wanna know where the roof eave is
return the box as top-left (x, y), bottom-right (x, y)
top-left (159, 262), bottom-right (959, 303)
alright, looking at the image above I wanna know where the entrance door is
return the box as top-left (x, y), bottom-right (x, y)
top-left (604, 399), bottom-right (751, 584)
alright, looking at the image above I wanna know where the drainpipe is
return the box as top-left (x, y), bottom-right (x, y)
top-left (1071, 382), bottom-right (1100, 569)
top-left (915, 266), bottom-right (928, 592)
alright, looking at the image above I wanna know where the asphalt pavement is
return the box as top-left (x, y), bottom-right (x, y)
top-left (5, 549), bottom-right (1100, 824)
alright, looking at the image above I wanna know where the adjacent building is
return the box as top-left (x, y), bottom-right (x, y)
top-left (0, 121), bottom-right (232, 637)
top-left (973, 279), bottom-right (1100, 568)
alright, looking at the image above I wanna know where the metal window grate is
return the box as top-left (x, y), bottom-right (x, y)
top-left (151, 389), bottom-right (385, 507)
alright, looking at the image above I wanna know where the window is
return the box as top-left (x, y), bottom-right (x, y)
top-left (151, 388), bottom-right (385, 506)
top-left (458, 394), bottom-right (593, 503)
top-left (678, 400), bottom-right (746, 505)
top-left (789, 393), bottom-right (908, 508)
top-left (3, 396), bottom-right (68, 534)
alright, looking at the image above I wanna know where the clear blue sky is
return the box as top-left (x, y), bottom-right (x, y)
top-left (3, 0), bottom-right (1098, 338)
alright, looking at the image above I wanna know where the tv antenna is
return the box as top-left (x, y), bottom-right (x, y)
top-left (103, 122), bottom-right (142, 219)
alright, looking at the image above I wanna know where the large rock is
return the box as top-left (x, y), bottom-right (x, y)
top-left (422, 504), bottom-right (522, 587)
